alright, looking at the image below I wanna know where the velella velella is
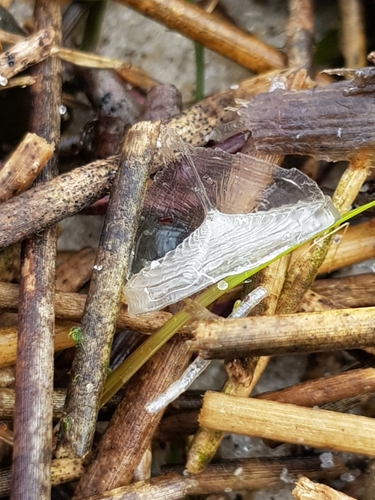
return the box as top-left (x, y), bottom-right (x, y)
top-left (125, 140), bottom-right (340, 315)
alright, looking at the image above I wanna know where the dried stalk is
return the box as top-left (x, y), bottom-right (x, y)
top-left (257, 367), bottom-right (375, 407)
top-left (293, 477), bottom-right (355, 500)
top-left (311, 274), bottom-right (375, 308)
top-left (0, 321), bottom-right (77, 368)
top-left (298, 289), bottom-right (346, 313)
top-left (10, 2), bottom-right (62, 499)
top-left (0, 282), bottom-right (171, 334)
top-left (76, 456), bottom-right (345, 500)
top-left (287, 0), bottom-right (314, 75)
top-left (0, 458), bottom-right (85, 498)
top-left (57, 121), bottom-right (161, 459)
top-left (244, 85), bottom-right (375, 158)
top-left (0, 387), bottom-right (122, 420)
top-left (0, 133), bottom-right (53, 203)
top-left (73, 339), bottom-right (190, 497)
top-left (338, 0), bottom-right (366, 69)
top-left (0, 28), bottom-right (54, 85)
top-left (189, 306), bottom-right (375, 359)
top-left (0, 156), bottom-right (118, 250)
top-left (199, 392), bottom-right (375, 457)
top-left (317, 219), bottom-right (375, 275)
top-left (116, 0), bottom-right (286, 72)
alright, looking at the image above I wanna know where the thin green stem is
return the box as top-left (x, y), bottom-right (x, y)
top-left (194, 41), bottom-right (205, 102)
top-left (101, 199), bottom-right (375, 406)
top-left (81, 1), bottom-right (108, 52)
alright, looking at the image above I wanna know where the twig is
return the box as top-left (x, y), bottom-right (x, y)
top-left (57, 121), bottom-right (161, 459)
top-left (311, 274), bottom-right (375, 308)
top-left (189, 306), bottom-right (375, 359)
top-left (74, 456), bottom-right (345, 500)
top-left (0, 28), bottom-right (54, 85)
top-left (338, 0), bottom-right (366, 69)
top-left (0, 156), bottom-right (118, 250)
top-left (0, 133), bottom-right (53, 202)
top-left (116, 0), bottom-right (286, 72)
top-left (0, 458), bottom-right (85, 498)
top-left (73, 340), bottom-right (190, 497)
top-left (257, 367), bottom-right (375, 407)
top-left (199, 392), bottom-right (375, 457)
top-left (0, 321), bottom-right (77, 368)
top-left (298, 289), bottom-right (346, 312)
top-left (293, 477), bottom-right (355, 500)
top-left (10, 2), bottom-right (62, 499)
top-left (0, 282), bottom-right (171, 334)
top-left (287, 0), bottom-right (314, 75)
top-left (243, 84), bottom-right (375, 158)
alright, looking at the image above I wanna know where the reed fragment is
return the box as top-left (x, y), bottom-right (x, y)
top-left (0, 282), bottom-right (171, 334)
top-left (189, 306), bottom-right (375, 359)
top-left (0, 133), bottom-right (53, 202)
top-left (199, 392), bottom-right (375, 457)
top-left (293, 477), bottom-right (355, 500)
top-left (338, 0), bottom-right (366, 69)
top-left (116, 0), bottom-right (286, 72)
top-left (69, 456), bottom-right (345, 500)
top-left (312, 274), bottom-right (375, 308)
top-left (0, 28), bottom-right (54, 85)
top-left (0, 458), bottom-right (85, 498)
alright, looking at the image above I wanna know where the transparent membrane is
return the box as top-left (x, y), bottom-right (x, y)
top-left (125, 144), bottom-right (340, 315)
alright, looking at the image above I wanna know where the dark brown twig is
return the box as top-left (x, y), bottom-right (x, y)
top-left (10, 2), bottom-right (62, 499)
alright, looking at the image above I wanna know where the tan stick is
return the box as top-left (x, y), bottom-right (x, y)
top-left (0, 458), bottom-right (85, 498)
top-left (10, 3), bottom-right (62, 499)
top-left (287, 0), bottom-right (314, 75)
top-left (0, 28), bottom-right (54, 85)
top-left (189, 306), bottom-right (375, 359)
top-left (75, 456), bottom-right (345, 500)
top-left (116, 0), bottom-right (286, 72)
top-left (338, 0), bottom-right (366, 69)
top-left (311, 274), bottom-right (375, 308)
top-left (0, 281), bottom-right (171, 334)
top-left (0, 322), bottom-right (77, 369)
top-left (293, 477), bottom-right (355, 500)
top-left (199, 392), bottom-right (375, 457)
top-left (257, 367), bottom-right (375, 407)
top-left (318, 219), bottom-right (375, 274)
top-left (0, 133), bottom-right (53, 202)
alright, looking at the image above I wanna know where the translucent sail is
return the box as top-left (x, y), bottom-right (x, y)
top-left (125, 148), bottom-right (340, 315)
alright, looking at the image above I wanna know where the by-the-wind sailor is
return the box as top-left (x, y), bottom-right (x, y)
top-left (125, 147), bottom-right (340, 315)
